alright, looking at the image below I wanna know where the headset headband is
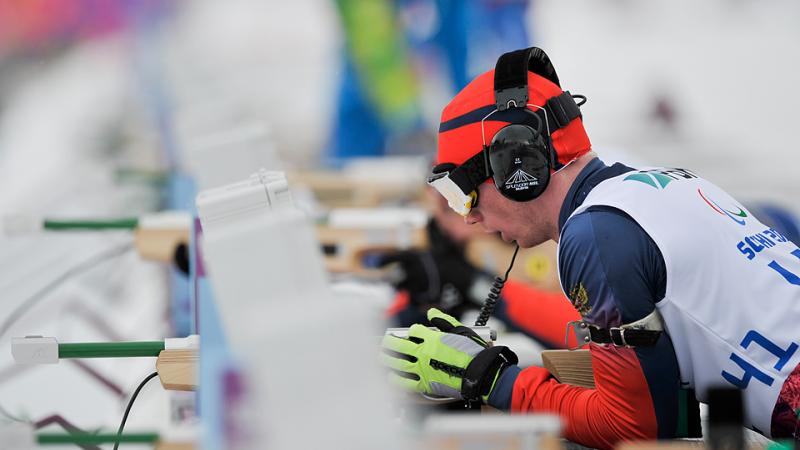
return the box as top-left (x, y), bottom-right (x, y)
top-left (494, 47), bottom-right (561, 111)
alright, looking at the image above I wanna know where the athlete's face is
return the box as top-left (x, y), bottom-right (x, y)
top-left (464, 182), bottom-right (552, 248)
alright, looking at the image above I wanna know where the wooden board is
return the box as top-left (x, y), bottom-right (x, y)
top-left (154, 443), bottom-right (194, 450)
top-left (287, 171), bottom-right (426, 208)
top-left (156, 350), bottom-right (198, 391)
top-left (541, 349), bottom-right (594, 389)
top-left (616, 440), bottom-right (768, 450)
top-left (316, 224), bottom-right (563, 293)
top-left (134, 228), bottom-right (190, 262)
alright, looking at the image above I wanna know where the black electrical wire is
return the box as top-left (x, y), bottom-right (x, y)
top-left (474, 244), bottom-right (520, 327)
top-left (0, 242), bottom-right (133, 340)
top-left (113, 371), bottom-right (159, 450)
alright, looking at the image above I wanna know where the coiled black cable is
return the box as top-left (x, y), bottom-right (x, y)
top-left (474, 244), bottom-right (520, 327)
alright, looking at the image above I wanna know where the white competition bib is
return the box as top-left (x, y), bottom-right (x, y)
top-left (563, 167), bottom-right (800, 435)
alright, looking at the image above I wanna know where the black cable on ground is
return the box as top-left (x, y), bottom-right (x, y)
top-left (0, 242), bottom-right (133, 339)
top-left (113, 371), bottom-right (159, 450)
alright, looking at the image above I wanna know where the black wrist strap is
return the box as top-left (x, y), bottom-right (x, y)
top-left (589, 326), bottom-right (662, 347)
top-left (461, 346), bottom-right (518, 402)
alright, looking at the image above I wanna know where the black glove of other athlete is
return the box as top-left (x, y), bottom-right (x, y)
top-left (378, 219), bottom-right (489, 317)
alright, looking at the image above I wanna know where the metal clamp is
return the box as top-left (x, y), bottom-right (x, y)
top-left (565, 321), bottom-right (591, 350)
top-left (495, 86), bottom-right (528, 111)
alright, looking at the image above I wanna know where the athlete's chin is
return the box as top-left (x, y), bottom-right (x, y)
top-left (515, 235), bottom-right (546, 249)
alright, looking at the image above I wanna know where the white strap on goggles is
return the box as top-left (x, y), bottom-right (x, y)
top-left (427, 172), bottom-right (476, 217)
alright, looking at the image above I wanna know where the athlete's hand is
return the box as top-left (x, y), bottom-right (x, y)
top-left (380, 307), bottom-right (517, 402)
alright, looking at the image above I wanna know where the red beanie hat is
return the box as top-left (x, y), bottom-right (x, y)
top-left (436, 69), bottom-right (591, 169)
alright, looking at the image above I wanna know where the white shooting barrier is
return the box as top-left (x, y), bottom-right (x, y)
top-left (196, 170), bottom-right (403, 450)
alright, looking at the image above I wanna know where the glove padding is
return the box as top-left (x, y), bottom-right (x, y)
top-left (381, 308), bottom-right (517, 402)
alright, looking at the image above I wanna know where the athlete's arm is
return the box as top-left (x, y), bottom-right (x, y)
top-left (487, 207), bottom-right (685, 449)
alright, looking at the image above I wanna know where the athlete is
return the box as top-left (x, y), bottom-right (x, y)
top-left (380, 188), bottom-right (580, 349)
top-left (381, 47), bottom-right (800, 448)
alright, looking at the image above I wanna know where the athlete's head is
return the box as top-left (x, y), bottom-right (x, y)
top-left (428, 47), bottom-right (594, 247)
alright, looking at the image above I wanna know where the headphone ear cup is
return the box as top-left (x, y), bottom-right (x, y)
top-left (496, 150), bottom-right (550, 201)
top-left (488, 125), bottom-right (551, 202)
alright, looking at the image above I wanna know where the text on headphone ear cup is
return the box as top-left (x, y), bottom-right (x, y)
top-left (488, 124), bottom-right (551, 202)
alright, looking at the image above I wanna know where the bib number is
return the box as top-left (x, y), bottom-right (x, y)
top-left (721, 330), bottom-right (798, 389)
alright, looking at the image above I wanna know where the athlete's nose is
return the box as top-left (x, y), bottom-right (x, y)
top-left (465, 209), bottom-right (482, 225)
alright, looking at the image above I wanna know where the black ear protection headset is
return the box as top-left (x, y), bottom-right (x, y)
top-left (487, 47), bottom-right (560, 202)
top-left (428, 47), bottom-right (586, 215)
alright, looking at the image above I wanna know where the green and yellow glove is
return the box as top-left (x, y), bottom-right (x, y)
top-left (381, 308), bottom-right (517, 403)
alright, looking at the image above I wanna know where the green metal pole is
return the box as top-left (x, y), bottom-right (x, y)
top-left (58, 341), bottom-right (165, 358)
top-left (43, 218), bottom-right (139, 230)
top-left (37, 432), bottom-right (159, 445)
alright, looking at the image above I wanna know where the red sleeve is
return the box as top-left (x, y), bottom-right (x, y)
top-left (511, 344), bottom-right (658, 450)
top-left (501, 279), bottom-right (582, 348)
top-left (384, 291), bottom-right (410, 318)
